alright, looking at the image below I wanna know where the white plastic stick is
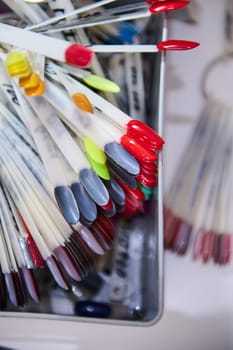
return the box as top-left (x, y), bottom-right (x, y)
top-left (125, 47), bottom-right (145, 121)
top-left (0, 116), bottom-right (53, 198)
top-left (44, 79), bottom-right (120, 148)
top-left (13, 86), bottom-right (71, 187)
top-left (28, 0), bottom-right (117, 30)
top-left (0, 130), bottom-right (71, 238)
top-left (89, 44), bottom-right (158, 53)
top-left (4, 189), bottom-right (34, 269)
top-left (2, 0), bottom-right (48, 24)
top-left (0, 147), bottom-right (63, 249)
top-left (0, 23), bottom-right (90, 65)
top-left (0, 229), bottom-right (11, 274)
top-left (27, 95), bottom-right (91, 174)
top-left (0, 187), bottom-right (24, 269)
top-left (46, 65), bottom-right (130, 126)
top-left (0, 158), bottom-right (51, 259)
top-left (44, 10), bottom-right (150, 33)
top-left (0, 66), bottom-right (36, 150)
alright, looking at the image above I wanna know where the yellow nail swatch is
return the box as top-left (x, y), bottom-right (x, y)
top-left (6, 51), bottom-right (32, 78)
top-left (83, 137), bottom-right (106, 164)
top-left (86, 153), bottom-right (110, 180)
top-left (83, 74), bottom-right (120, 93)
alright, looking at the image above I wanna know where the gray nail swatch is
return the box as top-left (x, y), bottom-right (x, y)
top-left (71, 182), bottom-right (97, 224)
top-left (4, 272), bottom-right (18, 307)
top-left (79, 169), bottom-right (109, 206)
top-left (104, 178), bottom-right (126, 207)
top-left (106, 158), bottom-right (137, 189)
top-left (54, 185), bottom-right (80, 225)
top-left (104, 142), bottom-right (140, 175)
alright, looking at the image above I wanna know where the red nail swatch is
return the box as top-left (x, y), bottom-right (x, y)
top-left (26, 235), bottom-right (45, 268)
top-left (136, 172), bottom-right (157, 188)
top-left (164, 209), bottom-right (182, 249)
top-left (193, 229), bottom-right (204, 260)
top-left (65, 44), bottom-right (94, 67)
top-left (202, 231), bottom-right (214, 263)
top-left (219, 234), bottom-right (231, 265)
top-left (127, 120), bottom-right (165, 151)
top-left (150, 1), bottom-right (190, 13)
top-left (121, 134), bottom-right (157, 163)
top-left (117, 179), bottom-right (145, 200)
top-left (157, 39), bottom-right (200, 51)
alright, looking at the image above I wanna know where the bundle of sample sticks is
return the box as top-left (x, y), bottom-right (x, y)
top-left (0, 0), bottom-right (198, 308)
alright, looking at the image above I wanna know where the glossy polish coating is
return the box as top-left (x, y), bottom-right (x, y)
top-left (54, 185), bottom-right (80, 225)
top-left (82, 74), bottom-right (120, 93)
top-left (6, 51), bottom-right (32, 78)
top-left (103, 178), bottom-right (126, 207)
top-left (74, 301), bottom-right (111, 318)
top-left (83, 137), bottom-right (106, 165)
top-left (202, 231), bottom-right (214, 263)
top-left (106, 158), bottom-right (138, 190)
top-left (120, 135), bottom-right (157, 163)
top-left (127, 120), bottom-right (165, 151)
top-left (77, 225), bottom-right (105, 255)
top-left (25, 80), bottom-right (45, 96)
top-left (173, 221), bottom-right (192, 255)
top-left (89, 225), bottom-right (111, 251)
top-left (71, 182), bottom-right (97, 223)
top-left (53, 246), bottom-right (81, 281)
top-left (117, 179), bottom-right (145, 201)
top-left (72, 93), bottom-right (93, 112)
top-left (139, 184), bottom-right (153, 200)
top-left (21, 266), bottom-right (40, 303)
top-left (68, 233), bottom-right (92, 269)
top-left (4, 273), bottom-right (18, 307)
top-left (46, 256), bottom-right (68, 290)
top-left (139, 163), bottom-right (157, 176)
top-left (71, 230), bottom-right (95, 267)
top-left (79, 168), bottom-right (109, 206)
top-left (104, 142), bottom-right (140, 176)
top-left (99, 199), bottom-right (117, 217)
top-left (65, 44), bottom-right (94, 68)
top-left (90, 221), bottom-right (113, 251)
top-left (139, 160), bottom-right (157, 174)
top-left (157, 40), bottom-right (200, 51)
top-left (66, 239), bottom-right (87, 275)
top-left (86, 153), bottom-right (110, 180)
top-left (219, 234), bottom-right (231, 265)
top-left (19, 72), bottom-right (40, 89)
top-left (26, 234), bottom-right (45, 268)
top-left (163, 209), bottom-right (182, 249)
top-left (136, 172), bottom-right (157, 188)
top-left (64, 242), bottom-right (87, 278)
top-left (150, 1), bottom-right (190, 13)
top-left (96, 212), bottom-right (115, 235)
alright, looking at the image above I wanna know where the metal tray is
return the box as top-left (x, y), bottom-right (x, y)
top-left (0, 9), bottom-right (165, 327)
